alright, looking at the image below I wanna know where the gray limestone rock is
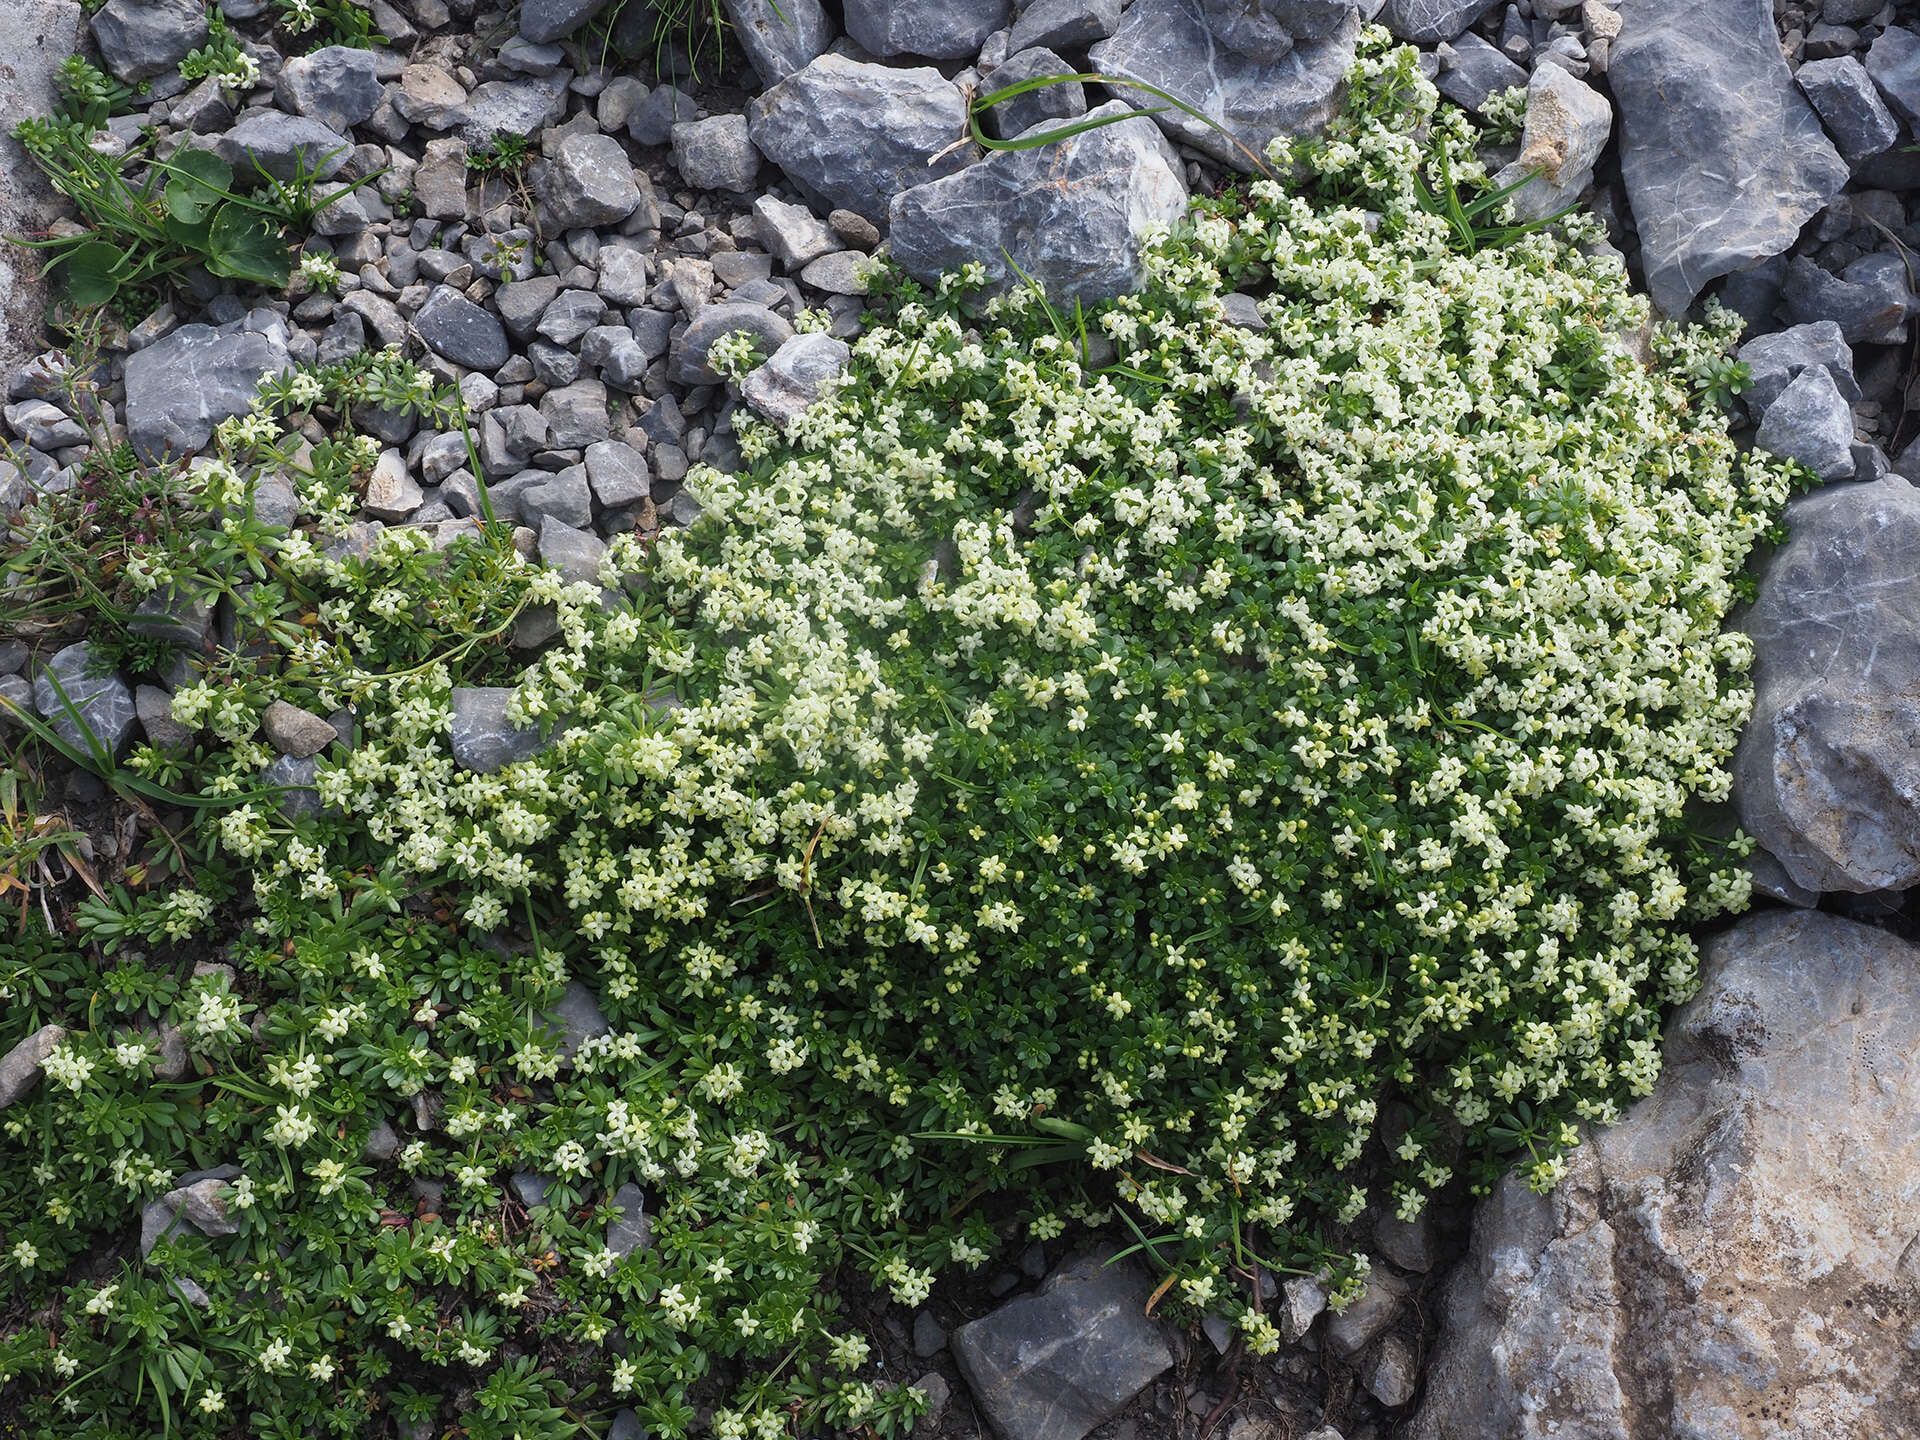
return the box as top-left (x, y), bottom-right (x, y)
top-left (1782, 252), bottom-right (1918, 345)
top-left (211, 114), bottom-right (353, 184)
top-left (628, 85), bottom-right (697, 146)
top-left (912, 1308), bottom-right (947, 1357)
top-left (537, 515), bottom-right (608, 585)
top-left (797, 250), bottom-right (879, 295)
top-left (517, 465), bottom-right (593, 528)
top-left (1089, 0), bottom-right (1361, 172)
top-left (140, 1168), bottom-right (241, 1258)
top-left (720, 0), bottom-right (834, 87)
top-left (122, 318), bottom-right (289, 459)
top-left (414, 137), bottom-right (470, 219)
top-left (0, 1024), bottom-right (66, 1108)
top-left (414, 285), bottom-right (510, 370)
top-left (1735, 320), bottom-right (1859, 416)
top-left (752, 195), bottom-right (839, 268)
top-left (274, 45), bottom-right (383, 134)
top-left (606, 1181), bottom-right (652, 1256)
top-left (596, 246), bottom-right (651, 307)
top-left (843, 0), bottom-right (1011, 59)
top-left (136, 685), bottom-right (196, 749)
top-left (1381, 0), bottom-right (1498, 43)
top-left (1008, 0), bottom-right (1122, 53)
top-left (890, 102), bottom-right (1189, 307)
top-left (129, 584), bottom-right (213, 647)
top-left (90, 0), bottom-right (206, 81)
top-left (536, 288), bottom-right (607, 346)
top-left (458, 74), bottom-right (572, 146)
top-left (1278, 1275), bottom-right (1326, 1341)
top-left (265, 754), bottom-right (321, 818)
top-left (1325, 1266), bottom-right (1412, 1357)
top-left (1864, 24), bottom-right (1920, 125)
top-left (1733, 475), bottom-right (1920, 893)
top-left (536, 133), bottom-right (643, 229)
top-left (262, 699), bottom-right (337, 758)
top-left (1366, 1335), bottom-right (1420, 1408)
top-left (1489, 63), bottom-right (1611, 221)
top-left (519, 0), bottom-right (609, 42)
top-left (541, 980), bottom-right (609, 1060)
top-left (1798, 56), bottom-right (1901, 162)
top-left (585, 439), bottom-right (650, 506)
top-left (670, 114), bottom-right (761, 194)
top-left (33, 643), bottom-right (136, 756)
top-left (363, 447), bottom-right (424, 520)
top-left (747, 54), bottom-right (976, 224)
top-left (954, 1253), bottom-right (1174, 1440)
top-left (450, 686), bottom-right (549, 772)
top-left (741, 332), bottom-right (852, 428)
top-left (980, 46), bottom-right (1087, 140)
top-left (670, 302), bottom-right (795, 386)
top-left (394, 63), bottom-right (469, 128)
top-left (1753, 364), bottom-right (1856, 481)
top-left (1610, 0), bottom-right (1848, 315)
top-left (5, 399), bottom-right (85, 450)
top-left (497, 275), bottom-right (566, 341)
top-left (1410, 909), bottom-right (1920, 1440)
top-left (540, 379), bottom-right (612, 449)
top-left (0, 1), bottom-right (84, 391)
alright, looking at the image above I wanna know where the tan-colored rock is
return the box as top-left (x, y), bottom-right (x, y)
top-left (1412, 909), bottom-right (1920, 1440)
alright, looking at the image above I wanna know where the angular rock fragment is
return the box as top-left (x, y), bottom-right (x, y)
top-left (1753, 364), bottom-right (1856, 481)
top-left (843, 0), bottom-right (1011, 59)
top-left (889, 102), bottom-right (1188, 307)
top-left (747, 54), bottom-right (975, 223)
top-left (0, 1025), bottom-right (66, 1109)
top-left (1610, 0), bottom-right (1848, 314)
top-left (1735, 475), bottom-right (1920, 893)
top-left (274, 45), bottom-right (384, 134)
top-left (1381, 0), bottom-right (1499, 44)
top-left (952, 1253), bottom-right (1174, 1440)
top-left (1798, 56), bottom-right (1901, 162)
top-left (719, 0), bottom-right (833, 86)
top-left (33, 643), bottom-right (136, 756)
top-left (90, 0), bottom-right (206, 81)
top-left (414, 286), bottom-right (510, 371)
top-left (450, 686), bottom-right (549, 772)
top-left (741, 333), bottom-right (851, 428)
top-left (670, 302), bottom-right (795, 386)
top-left (1090, 0), bottom-right (1360, 171)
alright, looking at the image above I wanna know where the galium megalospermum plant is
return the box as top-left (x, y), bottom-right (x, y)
top-left (1, 35), bottom-right (1792, 1437)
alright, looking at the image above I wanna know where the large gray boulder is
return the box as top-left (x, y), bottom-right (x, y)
top-left (843, 0), bottom-right (1011, 59)
top-left (90, 0), bottom-right (205, 81)
top-left (1610, 0), bottom-right (1848, 315)
top-left (747, 54), bottom-right (975, 224)
top-left (1733, 475), bottom-right (1920, 893)
top-left (952, 1253), bottom-right (1175, 1440)
top-left (1411, 909), bottom-right (1920, 1440)
top-left (719, 0), bottom-right (832, 86)
top-left (1090, 0), bottom-right (1360, 172)
top-left (125, 323), bottom-right (289, 462)
top-left (890, 102), bottom-right (1189, 307)
top-left (0, 2), bottom-right (83, 386)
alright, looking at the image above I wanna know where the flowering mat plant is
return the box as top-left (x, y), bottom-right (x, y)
top-left (0, 40), bottom-right (1797, 1440)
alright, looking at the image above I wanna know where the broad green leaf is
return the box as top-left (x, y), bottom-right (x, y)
top-left (60, 240), bottom-right (124, 306)
top-left (162, 213), bottom-right (213, 251)
top-left (162, 147), bottom-right (233, 224)
top-left (204, 204), bottom-right (290, 287)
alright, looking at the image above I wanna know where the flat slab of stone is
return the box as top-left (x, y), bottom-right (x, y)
top-left (952, 1253), bottom-right (1174, 1440)
top-left (125, 324), bottom-right (290, 462)
top-left (1610, 0), bottom-right (1848, 315)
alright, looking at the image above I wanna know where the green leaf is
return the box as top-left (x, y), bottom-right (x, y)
top-left (162, 148), bottom-right (232, 225)
top-left (162, 213), bottom-right (213, 252)
top-left (204, 204), bottom-right (290, 287)
top-left (60, 240), bottom-right (124, 306)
